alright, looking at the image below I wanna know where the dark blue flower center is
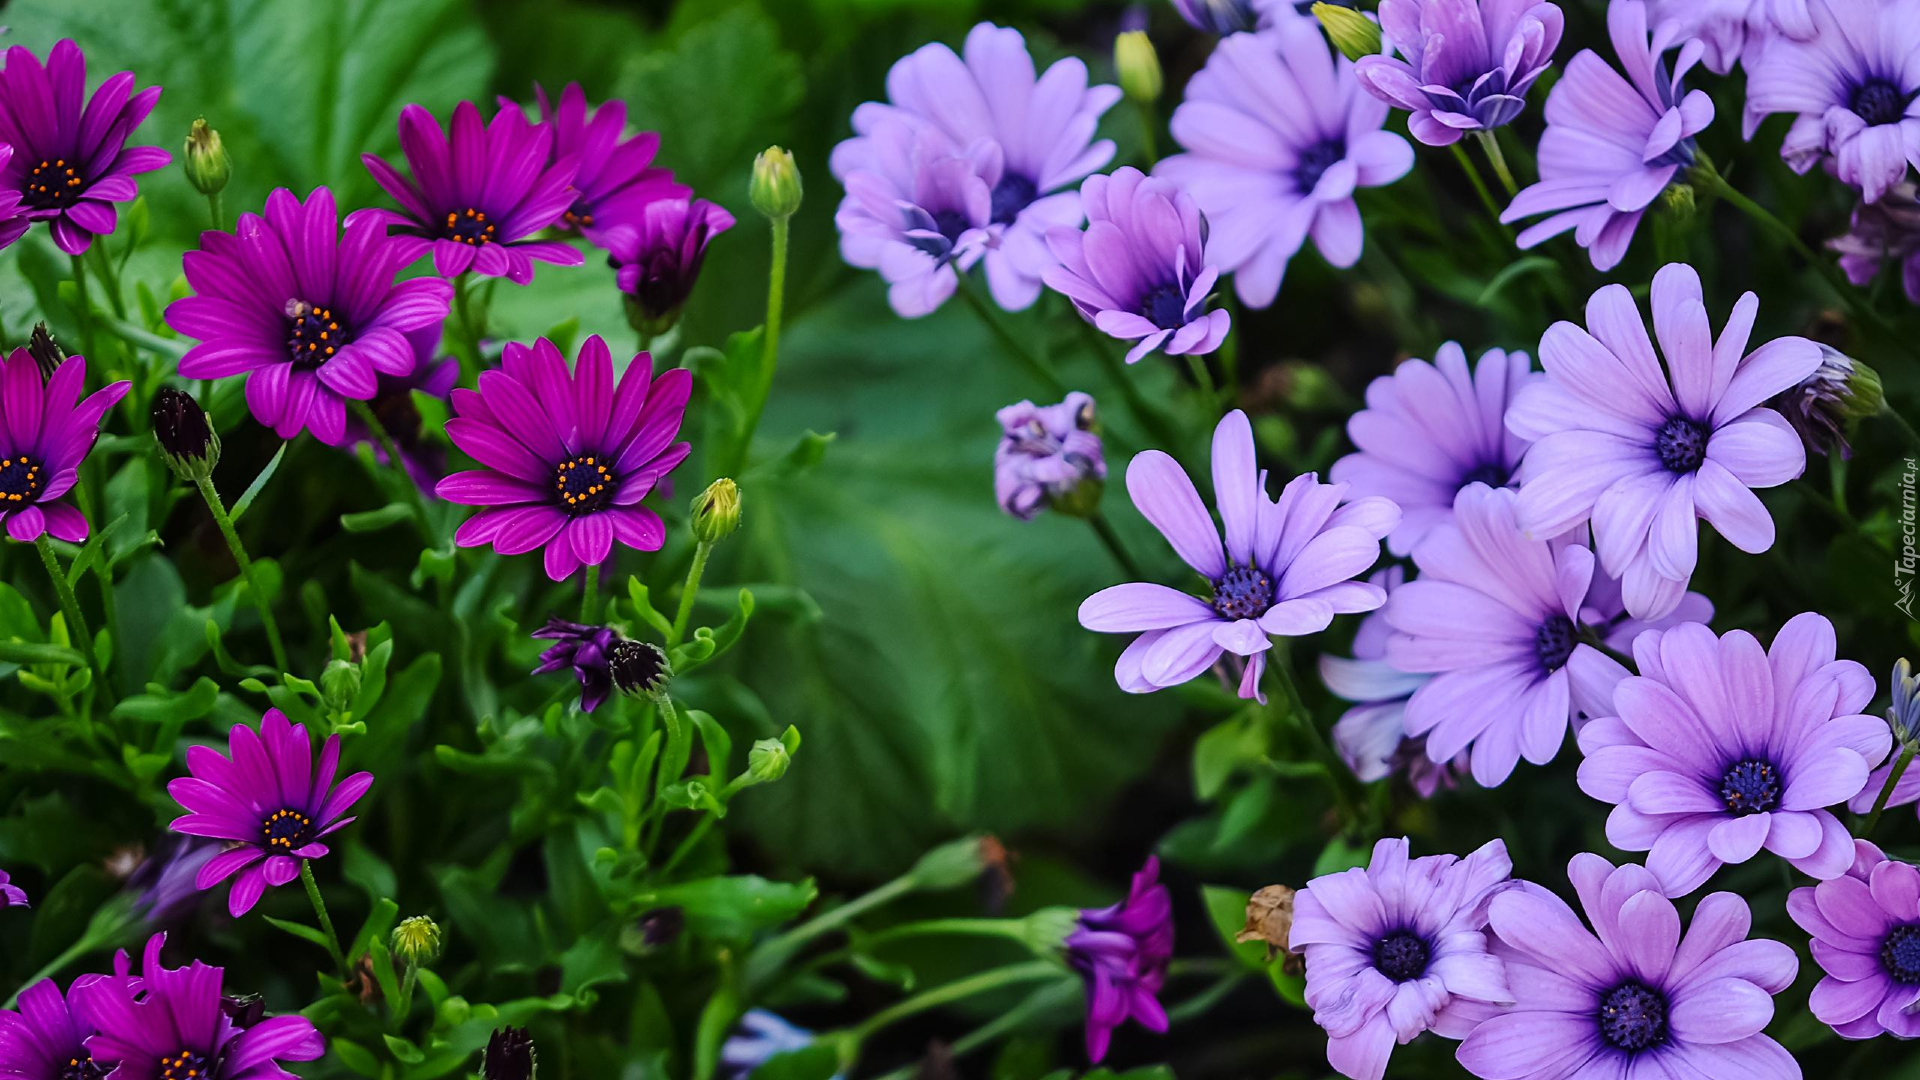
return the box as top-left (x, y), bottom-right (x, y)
top-left (1459, 461), bottom-right (1511, 489)
top-left (60, 1054), bottom-right (107, 1080)
top-left (1598, 982), bottom-right (1668, 1052)
top-left (1211, 564), bottom-right (1274, 621)
top-left (1654, 416), bottom-right (1709, 473)
top-left (562, 199), bottom-right (596, 232)
top-left (442, 206), bottom-right (498, 246)
top-left (1291, 138), bottom-right (1346, 194)
top-left (906, 207), bottom-right (973, 259)
top-left (554, 454), bottom-right (616, 515)
top-left (0, 453), bottom-right (42, 504)
top-left (1139, 284), bottom-right (1189, 330)
top-left (261, 807), bottom-right (314, 852)
top-left (1719, 759), bottom-right (1781, 815)
top-left (285, 301), bottom-right (350, 371)
top-left (990, 173), bottom-right (1038, 226)
top-left (1372, 930), bottom-right (1430, 983)
top-left (23, 158), bottom-right (83, 209)
top-left (1882, 925), bottom-right (1920, 984)
top-left (159, 1049), bottom-right (215, 1080)
top-left (1851, 78), bottom-right (1914, 126)
top-left (1535, 615), bottom-right (1577, 672)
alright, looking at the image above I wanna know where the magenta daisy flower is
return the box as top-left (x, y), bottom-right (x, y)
top-left (1332, 343), bottom-right (1536, 557)
top-left (362, 101), bottom-right (584, 283)
top-left (1788, 839), bottom-right (1920, 1038)
top-left (0, 347), bottom-right (129, 544)
top-left (1501, 1), bottom-right (1713, 271)
top-left (1323, 568), bottom-right (1468, 796)
top-left (167, 187), bottom-right (453, 444)
top-left (1645, 0), bottom-right (1815, 74)
top-left (0, 976), bottom-right (98, 1080)
top-left (1292, 838), bottom-right (1516, 1080)
top-left (522, 82), bottom-right (687, 243)
top-left (532, 618), bottom-right (619, 713)
top-left (1065, 857), bottom-right (1173, 1063)
top-left (1156, 19), bottom-right (1414, 308)
top-left (604, 198), bottom-right (735, 334)
top-left (0, 868), bottom-right (26, 909)
top-left (1507, 264), bottom-right (1821, 620)
top-left (1456, 853), bottom-right (1799, 1080)
top-left (1042, 167), bottom-right (1231, 364)
top-left (1356, 0), bottom-right (1566, 146)
top-left (437, 336), bottom-right (690, 581)
top-left (165, 709), bottom-right (374, 917)
top-left (1576, 614), bottom-right (1890, 898)
top-left (0, 40), bottom-right (170, 255)
top-left (1078, 410), bottom-right (1398, 702)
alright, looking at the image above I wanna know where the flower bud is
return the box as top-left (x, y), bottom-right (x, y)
top-left (746, 733), bottom-right (793, 784)
top-left (184, 119), bottom-right (230, 197)
top-left (28, 323), bottom-right (64, 382)
top-left (483, 1028), bottom-right (537, 1080)
top-left (1314, 3), bottom-right (1382, 62)
top-left (1021, 905), bottom-right (1081, 953)
top-left (320, 658), bottom-right (362, 714)
top-left (906, 834), bottom-right (991, 891)
top-left (1890, 659), bottom-right (1920, 750)
top-left (691, 477), bottom-right (741, 545)
top-left (1774, 345), bottom-right (1883, 458)
top-left (750, 146), bottom-right (803, 221)
top-left (151, 387), bottom-right (221, 483)
top-left (391, 915), bottom-right (443, 965)
top-left (1114, 31), bottom-right (1162, 106)
top-left (1658, 181), bottom-right (1697, 229)
top-left (609, 639), bottom-right (671, 699)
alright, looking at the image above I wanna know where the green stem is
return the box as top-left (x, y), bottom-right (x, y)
top-left (34, 534), bottom-right (112, 707)
top-left (1450, 144), bottom-right (1506, 230)
top-left (581, 568), bottom-right (600, 625)
top-left (849, 961), bottom-right (1064, 1043)
top-left (194, 475), bottom-right (290, 672)
top-left (300, 860), bottom-right (348, 976)
top-left (1266, 649), bottom-right (1358, 826)
top-left (348, 400), bottom-right (435, 541)
top-left (857, 917), bottom-right (1031, 950)
top-left (2, 936), bottom-right (96, 1008)
top-left (393, 965), bottom-right (418, 1030)
top-left (746, 873), bottom-right (923, 989)
top-left (1884, 406), bottom-right (1920, 451)
top-left (1079, 318), bottom-right (1185, 454)
top-left (88, 247), bottom-right (127, 319)
top-left (956, 277), bottom-right (1067, 397)
top-left (452, 272), bottom-right (485, 381)
top-left (207, 191), bottom-right (224, 232)
top-left (1863, 744), bottom-right (1916, 836)
top-left (1135, 102), bottom-right (1159, 167)
top-left (869, 981), bottom-right (1080, 1080)
top-left (67, 256), bottom-right (97, 357)
top-left (1086, 512), bottom-right (1146, 580)
top-left (1185, 352), bottom-right (1219, 407)
top-left (1475, 131), bottom-right (1518, 196)
top-left (95, 315), bottom-right (188, 359)
top-left (659, 813), bottom-right (716, 876)
top-left (670, 541), bottom-right (713, 646)
top-left (730, 215), bottom-right (789, 475)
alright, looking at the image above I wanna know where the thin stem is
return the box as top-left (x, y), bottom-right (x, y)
top-left (1185, 352), bottom-right (1219, 407)
top-left (194, 476), bottom-right (290, 672)
top-left (729, 215), bottom-right (789, 475)
top-left (746, 874), bottom-right (922, 989)
top-left (348, 400), bottom-right (435, 541)
top-left (1266, 649), bottom-right (1359, 826)
top-left (869, 981), bottom-right (1081, 1080)
top-left (1134, 102), bottom-right (1159, 166)
top-left (3, 936), bottom-right (96, 1008)
top-left (1863, 745), bottom-right (1916, 836)
top-left (95, 315), bottom-right (188, 359)
top-left (207, 191), bottom-right (224, 232)
top-left (1884, 406), bottom-right (1920, 451)
top-left (1475, 131), bottom-right (1518, 196)
top-left (1079, 318), bottom-right (1185, 454)
top-left (670, 541), bottom-right (713, 646)
top-left (857, 918), bottom-right (1031, 950)
top-left (1086, 512), bottom-right (1146, 580)
top-left (393, 965), bottom-right (418, 1030)
top-left (1449, 144), bottom-right (1506, 229)
top-left (581, 569), bottom-right (600, 625)
top-left (66, 256), bottom-right (97, 357)
top-left (299, 860), bottom-right (348, 976)
top-left (956, 277), bottom-right (1067, 397)
top-left (850, 961), bottom-right (1064, 1043)
top-left (34, 534), bottom-right (112, 707)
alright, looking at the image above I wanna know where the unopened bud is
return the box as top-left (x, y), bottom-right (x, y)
top-left (28, 323), bottom-right (64, 382)
top-left (151, 387), bottom-right (221, 482)
top-left (1775, 345), bottom-right (1884, 458)
top-left (1890, 659), bottom-right (1920, 749)
top-left (320, 658), bottom-right (361, 713)
top-left (1314, 3), bottom-right (1382, 62)
top-left (746, 726), bottom-right (799, 784)
top-left (390, 915), bottom-right (443, 965)
top-left (184, 119), bottom-right (230, 197)
top-left (609, 639), bottom-right (671, 699)
top-left (1022, 906), bottom-right (1081, 953)
top-left (483, 1028), bottom-right (537, 1080)
top-left (907, 834), bottom-right (991, 891)
top-left (750, 147), bottom-right (803, 221)
top-left (1114, 31), bottom-right (1162, 106)
top-left (691, 477), bottom-right (741, 544)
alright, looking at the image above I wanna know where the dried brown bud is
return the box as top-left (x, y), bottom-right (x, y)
top-left (1237, 884), bottom-right (1299, 966)
top-left (978, 835), bottom-right (1015, 915)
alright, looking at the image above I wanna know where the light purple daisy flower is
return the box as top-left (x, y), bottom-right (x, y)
top-left (1065, 856), bottom-right (1173, 1063)
top-left (1455, 853), bottom-right (1799, 1080)
top-left (834, 117), bottom-right (997, 318)
top-left (1651, 0), bottom-right (1816, 74)
top-left (1157, 20), bottom-right (1414, 307)
top-left (1291, 838), bottom-right (1516, 1080)
top-left (166, 708), bottom-right (374, 917)
top-left (0, 40), bottom-right (170, 256)
top-left (1854, 660), bottom-right (1920, 816)
top-left (0, 868), bottom-right (26, 909)
top-left (1788, 839), bottom-right (1920, 1038)
top-left (1043, 167), bottom-right (1231, 364)
top-left (1355, 0), bottom-right (1566, 146)
top-left (1507, 263), bottom-right (1820, 620)
top-left (437, 336), bottom-right (689, 581)
top-left (1323, 568), bottom-right (1470, 796)
top-left (1831, 182), bottom-right (1920, 303)
top-left (1748, 0), bottom-right (1920, 204)
top-left (831, 22), bottom-right (1120, 311)
top-left (1332, 343), bottom-right (1536, 557)
top-left (1078, 409), bottom-right (1399, 702)
top-left (168, 187), bottom-right (453, 444)
top-left (1576, 613), bottom-right (1890, 898)
top-left (0, 347), bottom-right (128, 544)
top-left (994, 392), bottom-right (1106, 521)
top-left (1500, 1), bottom-right (1713, 272)
top-left (522, 82), bottom-right (687, 244)
top-left (362, 101), bottom-right (584, 283)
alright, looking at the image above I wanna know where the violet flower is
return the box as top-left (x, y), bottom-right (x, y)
top-left (438, 336), bottom-right (689, 581)
top-left (1355, 0), bottom-right (1566, 146)
top-left (0, 40), bottom-right (170, 255)
top-left (362, 101), bottom-right (583, 283)
top-left (0, 976), bottom-right (97, 1080)
top-left (1322, 568), bottom-right (1468, 796)
top-left (1079, 410), bottom-right (1398, 702)
top-left (834, 117), bottom-right (996, 318)
top-left (1788, 839), bottom-right (1920, 1038)
top-left (1507, 264), bottom-right (1821, 620)
top-left (127, 836), bottom-right (218, 927)
top-left (523, 82), bottom-right (687, 243)
top-left (1831, 181), bottom-right (1920, 303)
top-left (830, 22), bottom-right (1120, 311)
top-left (603, 198), bottom-right (735, 335)
top-left (1292, 838), bottom-right (1515, 1080)
top-left (166, 709), bottom-right (374, 917)
top-left (1455, 853), bottom-right (1798, 1080)
top-left (1748, 0), bottom-right (1920, 204)
top-left (1043, 167), bottom-right (1230, 364)
top-left (994, 392), bottom-right (1106, 521)
top-left (0, 868), bottom-right (26, 909)
top-left (1500, 1), bottom-right (1713, 272)
top-left (1157, 20), bottom-right (1413, 307)
top-left (1576, 614), bottom-right (1890, 897)
top-left (531, 618), bottom-right (618, 713)
top-left (338, 325), bottom-right (459, 493)
top-left (1066, 856), bottom-right (1173, 1062)
top-left (1331, 343), bottom-right (1536, 557)
top-left (1644, 0), bottom-right (1815, 74)
top-left (0, 347), bottom-right (129, 544)
top-left (1170, 0), bottom-right (1260, 33)
top-left (167, 187), bottom-right (453, 444)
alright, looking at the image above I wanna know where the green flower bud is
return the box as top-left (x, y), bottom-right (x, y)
top-left (906, 834), bottom-right (992, 891)
top-left (150, 387), bottom-right (221, 483)
top-left (750, 146), bottom-right (803, 221)
top-left (320, 657), bottom-right (362, 714)
top-left (1114, 31), bottom-right (1162, 106)
top-left (1314, 3), bottom-right (1382, 62)
top-left (184, 119), bottom-right (230, 197)
top-left (391, 915), bottom-right (443, 965)
top-left (747, 739), bottom-right (790, 784)
top-left (691, 477), bottom-right (741, 544)
top-left (1659, 182), bottom-right (1697, 229)
top-left (1777, 345), bottom-right (1884, 458)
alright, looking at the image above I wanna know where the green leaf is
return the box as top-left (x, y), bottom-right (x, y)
top-left (747, 1044), bottom-right (841, 1080)
top-left (111, 676), bottom-right (219, 725)
top-left (340, 503), bottom-right (413, 533)
top-left (0, 640), bottom-right (83, 666)
top-left (381, 1034), bottom-right (425, 1066)
top-left (1200, 885), bottom-right (1270, 970)
top-left (263, 915), bottom-right (335, 950)
top-left (630, 875), bottom-right (818, 940)
top-left (229, 443), bottom-right (288, 523)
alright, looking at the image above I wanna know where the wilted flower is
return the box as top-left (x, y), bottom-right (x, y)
top-left (609, 639), bottom-right (671, 699)
top-left (362, 101), bottom-right (583, 283)
top-left (183, 119), bottom-right (229, 197)
top-left (1066, 857), bottom-right (1172, 1062)
top-left (530, 618), bottom-right (619, 713)
top-left (605, 199), bottom-right (734, 338)
top-left (994, 392), bottom-right (1106, 521)
top-left (1044, 167), bottom-right (1231, 364)
top-left (0, 40), bottom-right (170, 255)
top-left (750, 147), bottom-right (803, 221)
top-left (0, 868), bottom-right (26, 909)
top-left (165, 708), bottom-right (374, 916)
top-left (523, 82), bottom-right (686, 244)
top-left (0, 346), bottom-right (129, 543)
top-left (482, 1028), bottom-right (536, 1080)
top-left (1788, 839), bottom-right (1920, 1039)
top-left (1830, 182), bottom-right (1920, 303)
top-left (150, 387), bottom-right (220, 483)
top-left (691, 478), bottom-right (741, 544)
top-left (1356, 0), bottom-right (1564, 145)
top-left (438, 337), bottom-right (690, 580)
top-left (1772, 344), bottom-right (1883, 458)
top-left (1235, 884), bottom-right (1295, 956)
